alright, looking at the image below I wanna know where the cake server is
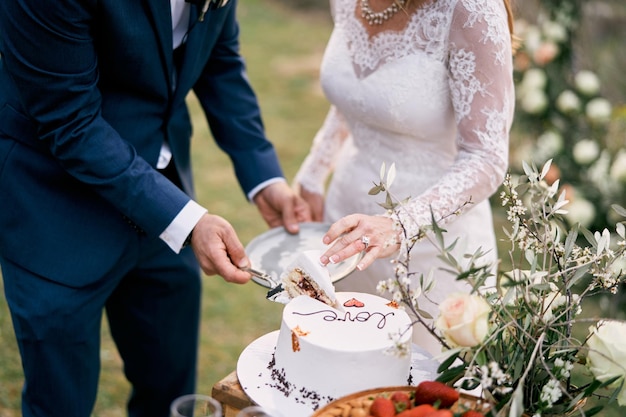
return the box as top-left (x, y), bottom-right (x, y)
top-left (240, 266), bottom-right (290, 302)
top-left (239, 266), bottom-right (283, 290)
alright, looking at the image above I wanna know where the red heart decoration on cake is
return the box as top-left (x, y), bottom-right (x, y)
top-left (343, 298), bottom-right (365, 308)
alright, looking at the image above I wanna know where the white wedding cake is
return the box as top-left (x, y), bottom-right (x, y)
top-left (268, 291), bottom-right (413, 406)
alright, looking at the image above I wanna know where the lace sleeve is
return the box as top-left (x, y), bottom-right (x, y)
top-left (392, 0), bottom-right (514, 238)
top-left (294, 105), bottom-right (351, 195)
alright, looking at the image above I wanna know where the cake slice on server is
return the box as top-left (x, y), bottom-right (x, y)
top-left (268, 250), bottom-right (338, 307)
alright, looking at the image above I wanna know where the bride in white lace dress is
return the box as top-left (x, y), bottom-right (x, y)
top-left (294, 0), bottom-right (515, 354)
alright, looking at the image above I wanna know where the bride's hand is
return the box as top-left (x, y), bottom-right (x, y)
top-left (294, 183), bottom-right (325, 222)
top-left (319, 214), bottom-right (400, 271)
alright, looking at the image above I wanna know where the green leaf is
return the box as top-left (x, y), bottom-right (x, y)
top-left (513, 357), bottom-right (525, 380)
top-left (437, 350), bottom-right (461, 373)
top-left (582, 379), bottom-right (603, 396)
top-left (611, 204), bottom-right (626, 218)
top-left (436, 364), bottom-right (466, 383)
top-left (459, 378), bottom-right (480, 391)
top-left (522, 160), bottom-right (533, 178)
top-left (566, 265), bottom-right (591, 290)
top-left (565, 392), bottom-right (586, 411)
top-left (387, 163), bottom-right (396, 188)
top-left (540, 159), bottom-right (553, 180)
top-left (584, 406), bottom-right (605, 417)
top-left (444, 238), bottom-right (459, 252)
top-left (596, 375), bottom-right (621, 390)
top-left (563, 225), bottom-right (578, 259)
top-left (508, 383), bottom-right (525, 417)
top-left (416, 308), bottom-right (433, 320)
top-left (581, 227), bottom-right (596, 246)
top-left (530, 282), bottom-right (552, 292)
top-left (606, 381), bottom-right (624, 404)
top-left (368, 183), bottom-right (384, 195)
top-left (386, 193), bottom-right (393, 208)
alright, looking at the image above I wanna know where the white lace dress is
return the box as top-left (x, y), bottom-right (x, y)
top-left (295, 0), bottom-right (514, 354)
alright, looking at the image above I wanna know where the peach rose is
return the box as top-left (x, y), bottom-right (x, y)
top-left (533, 41), bottom-right (559, 66)
top-left (436, 293), bottom-right (490, 347)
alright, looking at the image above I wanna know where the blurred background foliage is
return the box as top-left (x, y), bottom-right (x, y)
top-left (1, 0), bottom-right (625, 416)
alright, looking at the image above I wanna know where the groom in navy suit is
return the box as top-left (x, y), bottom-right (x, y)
top-left (0, 0), bottom-right (310, 416)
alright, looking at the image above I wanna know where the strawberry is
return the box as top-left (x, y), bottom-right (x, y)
top-left (413, 381), bottom-right (459, 408)
top-left (396, 404), bottom-right (436, 417)
top-left (370, 396), bottom-right (396, 417)
top-left (461, 411), bottom-right (486, 417)
top-left (423, 410), bottom-right (454, 417)
top-left (390, 391), bottom-right (412, 413)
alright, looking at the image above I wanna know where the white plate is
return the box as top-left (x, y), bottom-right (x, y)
top-left (236, 331), bottom-right (440, 417)
top-left (245, 222), bottom-right (360, 288)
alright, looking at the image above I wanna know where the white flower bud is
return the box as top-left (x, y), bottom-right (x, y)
top-left (564, 197), bottom-right (596, 228)
top-left (536, 131), bottom-right (563, 157)
top-left (521, 68), bottom-right (548, 90)
top-left (556, 90), bottom-right (581, 113)
top-left (575, 70), bottom-right (601, 96)
top-left (523, 25), bottom-right (542, 52)
top-left (586, 98), bottom-right (612, 124)
top-left (521, 89), bottom-right (549, 114)
top-left (572, 139), bottom-right (600, 165)
top-left (542, 20), bottom-right (568, 43)
top-left (610, 150), bottom-right (626, 183)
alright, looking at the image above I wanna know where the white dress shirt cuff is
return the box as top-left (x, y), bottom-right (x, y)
top-left (160, 200), bottom-right (208, 253)
top-left (247, 177), bottom-right (286, 201)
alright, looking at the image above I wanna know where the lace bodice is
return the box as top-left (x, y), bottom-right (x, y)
top-left (295, 0), bottom-right (514, 239)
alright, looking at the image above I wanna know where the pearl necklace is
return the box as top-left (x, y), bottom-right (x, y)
top-left (360, 0), bottom-right (408, 25)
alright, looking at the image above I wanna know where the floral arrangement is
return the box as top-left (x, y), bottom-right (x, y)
top-left (511, 0), bottom-right (626, 232)
top-left (373, 161), bottom-right (626, 417)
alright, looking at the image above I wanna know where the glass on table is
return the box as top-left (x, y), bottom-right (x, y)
top-left (170, 394), bottom-right (222, 417)
top-left (235, 405), bottom-right (279, 417)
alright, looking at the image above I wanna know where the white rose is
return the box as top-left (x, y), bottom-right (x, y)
top-left (542, 20), bottom-right (568, 43)
top-left (521, 89), bottom-right (549, 114)
top-left (587, 320), bottom-right (626, 406)
top-left (575, 70), bottom-right (601, 96)
top-left (523, 25), bottom-right (542, 52)
top-left (436, 293), bottom-right (490, 347)
top-left (610, 150), bottom-right (626, 183)
top-left (556, 90), bottom-right (581, 114)
top-left (572, 139), bottom-right (600, 165)
top-left (564, 197), bottom-right (596, 228)
top-left (521, 68), bottom-right (548, 90)
top-left (536, 131), bottom-right (563, 158)
top-left (586, 98), bottom-right (612, 124)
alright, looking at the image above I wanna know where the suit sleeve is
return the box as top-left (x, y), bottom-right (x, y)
top-left (191, 0), bottom-right (285, 197)
top-left (0, 0), bottom-right (190, 237)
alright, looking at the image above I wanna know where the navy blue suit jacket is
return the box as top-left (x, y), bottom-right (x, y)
top-left (0, 0), bottom-right (283, 286)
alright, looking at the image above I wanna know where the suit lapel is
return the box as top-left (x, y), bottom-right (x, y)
top-left (144, 0), bottom-right (174, 93)
top-left (172, 3), bottom-right (205, 103)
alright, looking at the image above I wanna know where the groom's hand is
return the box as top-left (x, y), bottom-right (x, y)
top-left (294, 183), bottom-right (324, 222)
top-left (254, 182), bottom-right (312, 234)
top-left (190, 213), bottom-right (252, 284)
